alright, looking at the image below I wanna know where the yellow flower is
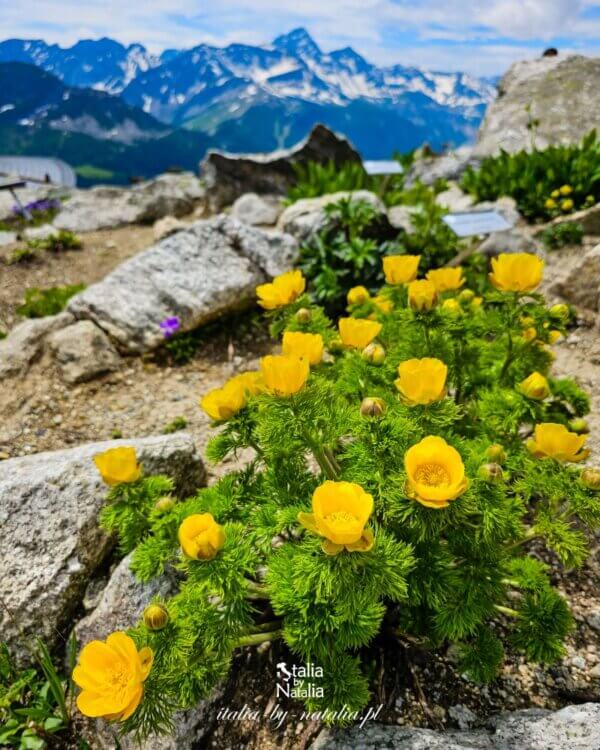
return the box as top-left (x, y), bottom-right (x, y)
top-left (520, 315), bottom-right (535, 327)
top-left (548, 329), bottom-right (562, 344)
top-left (489, 253), bottom-right (544, 293)
top-left (520, 372), bottom-right (550, 400)
top-left (282, 331), bottom-right (324, 365)
top-left (179, 513), bottom-right (226, 560)
top-left (526, 423), bottom-right (589, 463)
top-left (256, 270), bottom-right (306, 310)
top-left (93, 447), bottom-right (141, 486)
top-left (408, 279), bottom-right (437, 311)
top-left (545, 198), bottom-right (556, 210)
top-left (73, 632), bottom-right (153, 721)
top-left (383, 255), bottom-right (420, 285)
top-left (561, 198), bottom-right (574, 212)
top-left (404, 436), bottom-right (468, 509)
top-left (200, 372), bottom-right (262, 421)
top-left (559, 184), bottom-right (573, 196)
top-left (347, 286), bottom-right (370, 305)
top-left (442, 298), bottom-right (461, 314)
top-left (426, 267), bottom-right (465, 293)
top-left (395, 358), bottom-right (448, 406)
top-left (338, 318), bottom-right (382, 349)
top-left (260, 354), bottom-right (310, 396)
top-left (372, 295), bottom-right (393, 314)
top-left (522, 327), bottom-right (537, 342)
top-left (298, 480), bottom-right (374, 555)
top-left (551, 189), bottom-right (560, 199)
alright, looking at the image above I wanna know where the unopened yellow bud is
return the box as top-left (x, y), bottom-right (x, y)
top-left (154, 496), bottom-right (175, 513)
top-left (569, 418), bottom-right (589, 435)
top-left (360, 397), bottom-right (386, 418)
top-left (442, 298), bottom-right (461, 314)
top-left (458, 289), bottom-right (475, 304)
top-left (143, 603), bottom-right (169, 630)
top-left (549, 304), bottom-right (569, 321)
top-left (328, 336), bottom-right (345, 353)
top-left (362, 343), bottom-right (386, 366)
top-left (485, 444), bottom-right (507, 464)
top-left (581, 468), bottom-right (600, 491)
top-left (478, 463), bottom-right (504, 483)
top-left (295, 307), bottom-right (312, 324)
top-left (520, 372), bottom-right (550, 400)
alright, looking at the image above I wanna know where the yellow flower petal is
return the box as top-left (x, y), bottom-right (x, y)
top-left (489, 253), bottom-right (544, 293)
top-left (338, 318), bottom-right (382, 349)
top-left (383, 255), bottom-right (420, 284)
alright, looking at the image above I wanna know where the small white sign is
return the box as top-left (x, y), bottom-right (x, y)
top-left (363, 160), bottom-right (403, 175)
top-left (443, 210), bottom-right (512, 237)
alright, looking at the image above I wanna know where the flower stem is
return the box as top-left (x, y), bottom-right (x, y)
top-left (245, 580), bottom-right (270, 599)
top-left (495, 604), bottom-right (520, 618)
top-left (235, 630), bottom-right (282, 648)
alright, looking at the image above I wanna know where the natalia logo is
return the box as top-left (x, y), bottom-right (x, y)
top-left (276, 661), bottom-right (324, 698)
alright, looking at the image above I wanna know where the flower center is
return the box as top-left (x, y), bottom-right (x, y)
top-left (414, 463), bottom-right (450, 487)
top-left (108, 662), bottom-right (130, 691)
top-left (325, 511), bottom-right (357, 529)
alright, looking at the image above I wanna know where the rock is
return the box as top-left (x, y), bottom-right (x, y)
top-left (201, 124), bottom-right (362, 211)
top-left (314, 703), bottom-right (600, 749)
top-left (550, 243), bottom-right (600, 310)
top-left (477, 228), bottom-right (540, 258)
top-left (0, 230), bottom-right (17, 246)
top-left (388, 205), bottom-right (419, 233)
top-left (405, 146), bottom-right (476, 187)
top-left (153, 215), bottom-right (189, 241)
top-left (550, 203), bottom-right (600, 236)
top-left (231, 192), bottom-right (283, 226)
top-left (278, 190), bottom-right (387, 243)
top-left (475, 55), bottom-right (600, 157)
top-left (587, 608), bottom-right (600, 631)
top-left (67, 216), bottom-right (297, 353)
top-left (435, 183), bottom-right (476, 213)
top-left (0, 312), bottom-right (74, 379)
top-left (48, 320), bottom-right (121, 383)
top-left (24, 224), bottom-right (58, 241)
top-left (54, 173), bottom-right (205, 233)
top-left (0, 433), bottom-right (205, 660)
top-left (448, 704), bottom-right (477, 730)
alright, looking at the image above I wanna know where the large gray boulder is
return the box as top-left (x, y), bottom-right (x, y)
top-left (54, 173), bottom-right (205, 233)
top-left (67, 215), bottom-right (298, 353)
top-left (0, 312), bottom-right (74, 379)
top-left (201, 124), bottom-right (362, 211)
top-left (278, 190), bottom-right (387, 243)
top-left (474, 55), bottom-right (600, 157)
top-left (0, 433), bottom-right (205, 660)
top-left (550, 242), bottom-right (600, 311)
top-left (314, 703), bottom-right (600, 749)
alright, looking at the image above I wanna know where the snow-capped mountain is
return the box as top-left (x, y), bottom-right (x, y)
top-left (0, 28), bottom-right (498, 173)
top-left (0, 37), bottom-right (163, 94)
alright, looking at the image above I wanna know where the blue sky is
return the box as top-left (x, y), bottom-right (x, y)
top-left (2, 0), bottom-right (600, 75)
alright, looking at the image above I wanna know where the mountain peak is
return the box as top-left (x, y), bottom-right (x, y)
top-left (272, 27), bottom-right (321, 58)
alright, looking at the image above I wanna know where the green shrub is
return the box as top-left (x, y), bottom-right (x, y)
top-left (6, 246), bottom-right (40, 265)
top-left (538, 221), bottom-right (585, 250)
top-left (28, 230), bottom-right (83, 253)
top-left (17, 284), bottom-right (85, 318)
top-left (461, 130), bottom-right (600, 221)
top-left (77, 253), bottom-right (600, 741)
top-left (287, 161), bottom-right (373, 203)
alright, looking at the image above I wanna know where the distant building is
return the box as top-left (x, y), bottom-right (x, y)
top-left (0, 156), bottom-right (77, 187)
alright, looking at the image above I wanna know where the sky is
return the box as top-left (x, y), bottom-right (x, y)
top-left (1, 0), bottom-right (600, 76)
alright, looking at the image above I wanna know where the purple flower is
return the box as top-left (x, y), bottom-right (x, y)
top-left (160, 316), bottom-right (181, 338)
top-left (11, 198), bottom-right (61, 216)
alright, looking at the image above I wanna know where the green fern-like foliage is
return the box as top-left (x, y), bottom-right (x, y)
top-left (82, 252), bottom-right (600, 741)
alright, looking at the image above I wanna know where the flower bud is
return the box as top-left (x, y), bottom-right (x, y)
top-left (581, 468), bottom-right (600, 491)
top-left (549, 304), bottom-right (569, 321)
top-left (362, 343), bottom-right (386, 365)
top-left (519, 372), bottom-right (550, 400)
top-left (570, 418), bottom-right (590, 435)
top-left (328, 336), bottom-right (344, 353)
top-left (485, 444), bottom-right (507, 464)
top-left (143, 603), bottom-right (169, 630)
top-left (458, 289), bottom-right (475, 304)
top-left (478, 463), bottom-right (504, 483)
top-left (154, 496), bottom-right (175, 513)
top-left (442, 298), bottom-right (461, 314)
top-left (347, 286), bottom-right (370, 306)
top-left (295, 307), bottom-right (312, 324)
top-left (360, 397), bottom-right (386, 418)
top-left (520, 316), bottom-right (535, 328)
